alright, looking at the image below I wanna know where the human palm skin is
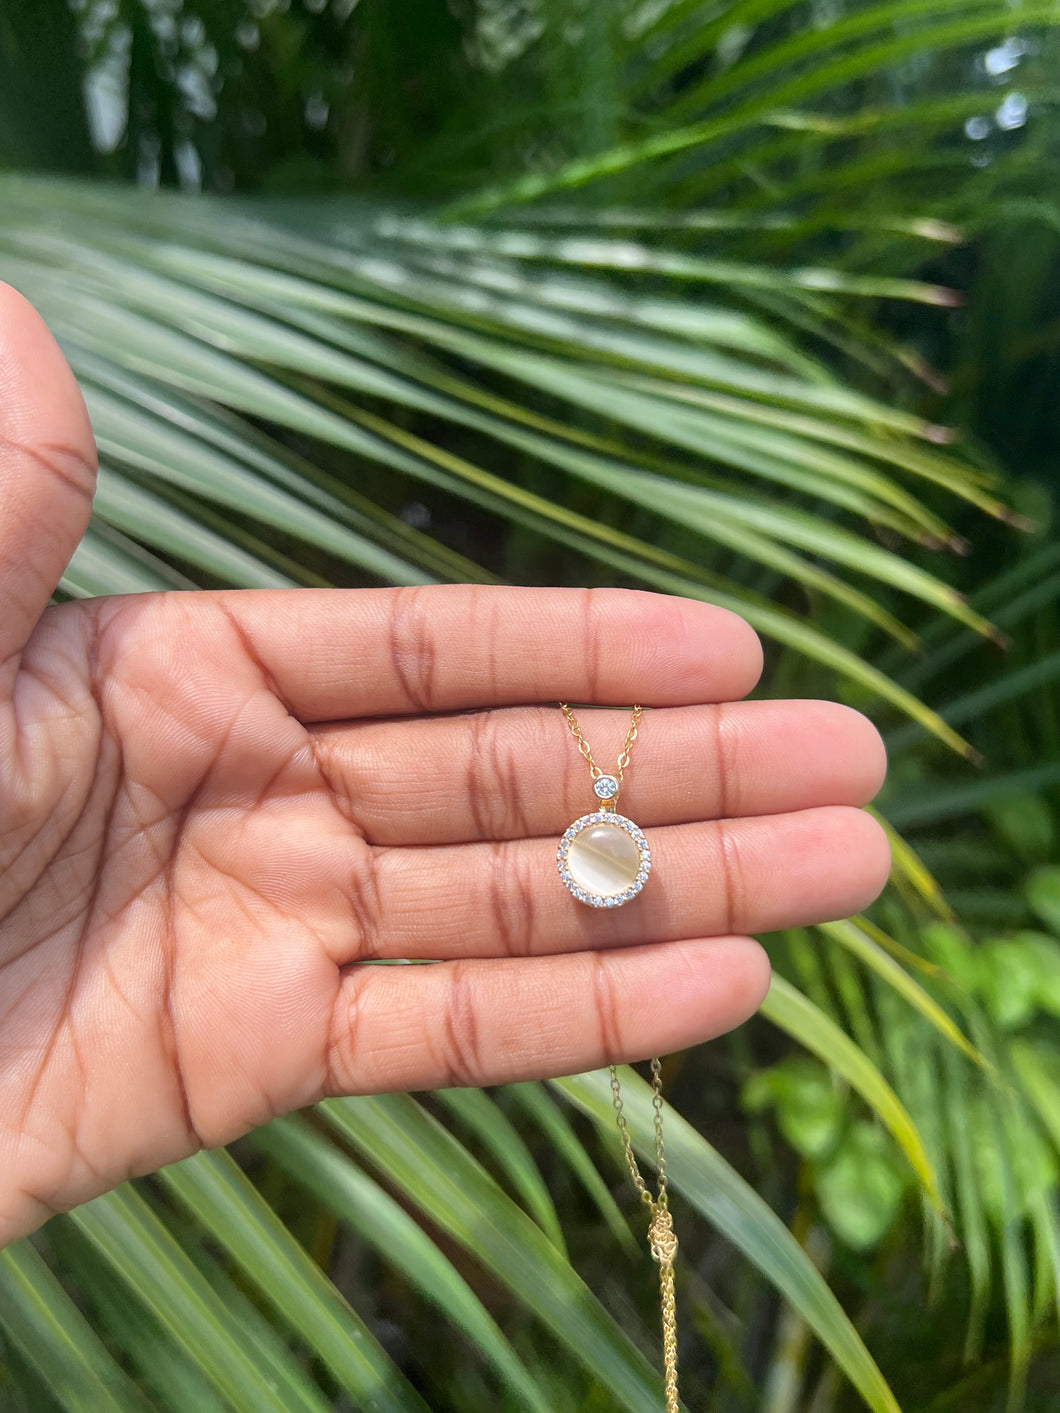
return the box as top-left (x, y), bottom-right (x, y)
top-left (0, 285), bottom-right (890, 1247)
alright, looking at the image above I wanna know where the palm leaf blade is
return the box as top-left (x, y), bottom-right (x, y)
top-left (553, 1069), bottom-right (902, 1413)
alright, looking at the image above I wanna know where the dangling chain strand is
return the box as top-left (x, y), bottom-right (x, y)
top-left (610, 1059), bottom-right (680, 1413)
top-left (559, 702), bottom-right (642, 781)
top-left (559, 705), bottom-right (679, 1413)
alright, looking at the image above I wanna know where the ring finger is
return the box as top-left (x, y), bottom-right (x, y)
top-left (343, 804), bottom-right (891, 962)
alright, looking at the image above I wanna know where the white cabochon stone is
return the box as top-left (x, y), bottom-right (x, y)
top-left (567, 821), bottom-right (642, 897)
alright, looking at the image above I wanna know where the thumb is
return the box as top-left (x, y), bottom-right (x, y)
top-left (0, 282), bottom-right (97, 680)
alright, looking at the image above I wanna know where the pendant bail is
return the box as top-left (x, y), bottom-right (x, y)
top-left (593, 773), bottom-right (621, 808)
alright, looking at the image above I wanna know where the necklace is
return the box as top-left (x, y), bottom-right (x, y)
top-left (557, 703), bottom-right (651, 908)
top-left (558, 704), bottom-right (680, 1413)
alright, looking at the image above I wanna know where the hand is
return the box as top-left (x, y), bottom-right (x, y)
top-left (0, 284), bottom-right (890, 1247)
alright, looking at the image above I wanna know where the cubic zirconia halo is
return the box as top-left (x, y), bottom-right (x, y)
top-left (557, 812), bottom-right (651, 907)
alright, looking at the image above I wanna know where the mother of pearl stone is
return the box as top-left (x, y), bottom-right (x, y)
top-left (567, 822), bottom-right (642, 897)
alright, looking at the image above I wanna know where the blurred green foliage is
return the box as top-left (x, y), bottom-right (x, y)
top-left (2, 1), bottom-right (1060, 1410)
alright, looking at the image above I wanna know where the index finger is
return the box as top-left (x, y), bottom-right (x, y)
top-left (218, 585), bottom-right (763, 721)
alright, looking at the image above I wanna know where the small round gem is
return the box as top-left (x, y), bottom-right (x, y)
top-left (593, 775), bottom-right (620, 800)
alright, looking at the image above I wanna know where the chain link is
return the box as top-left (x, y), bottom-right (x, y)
top-left (559, 704), bottom-right (678, 1413)
top-left (558, 702), bottom-right (643, 781)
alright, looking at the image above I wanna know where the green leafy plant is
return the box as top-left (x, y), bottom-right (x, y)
top-left (2, 1), bottom-right (1060, 1410)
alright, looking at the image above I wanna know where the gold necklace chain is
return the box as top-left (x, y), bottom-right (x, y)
top-left (612, 1061), bottom-right (679, 1413)
top-left (558, 704), bottom-right (680, 1413)
top-left (559, 702), bottom-right (643, 782)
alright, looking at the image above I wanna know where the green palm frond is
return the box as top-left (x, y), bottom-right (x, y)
top-left (1, 175), bottom-right (1011, 757)
top-left (3, 0), bottom-right (1060, 1407)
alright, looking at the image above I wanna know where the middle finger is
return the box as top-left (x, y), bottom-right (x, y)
top-left (309, 701), bottom-right (886, 846)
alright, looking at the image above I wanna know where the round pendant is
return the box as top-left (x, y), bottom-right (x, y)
top-left (557, 812), bottom-right (651, 908)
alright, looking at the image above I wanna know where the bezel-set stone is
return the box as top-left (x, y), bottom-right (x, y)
top-left (593, 774), bottom-right (620, 800)
top-left (556, 812), bottom-right (651, 907)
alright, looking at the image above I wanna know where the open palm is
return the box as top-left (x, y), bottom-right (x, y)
top-left (0, 286), bottom-right (890, 1247)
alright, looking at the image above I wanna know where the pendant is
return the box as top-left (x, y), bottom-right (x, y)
top-left (557, 775), bottom-right (651, 908)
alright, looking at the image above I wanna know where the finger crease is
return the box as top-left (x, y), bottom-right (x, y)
top-left (326, 968), bottom-right (365, 1096)
top-left (388, 586), bottom-right (437, 715)
top-left (348, 847), bottom-right (386, 961)
top-left (581, 588), bottom-right (604, 703)
top-left (306, 732), bottom-right (368, 839)
top-left (486, 841), bottom-right (528, 958)
top-left (591, 955), bottom-right (623, 1065)
top-left (439, 962), bottom-right (483, 1088)
top-left (716, 822), bottom-right (743, 937)
top-left (714, 703), bottom-right (734, 820)
top-left (465, 712), bottom-right (492, 841)
top-left (214, 601), bottom-right (296, 718)
top-left (0, 434), bottom-right (97, 502)
top-left (161, 788), bottom-right (207, 1156)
